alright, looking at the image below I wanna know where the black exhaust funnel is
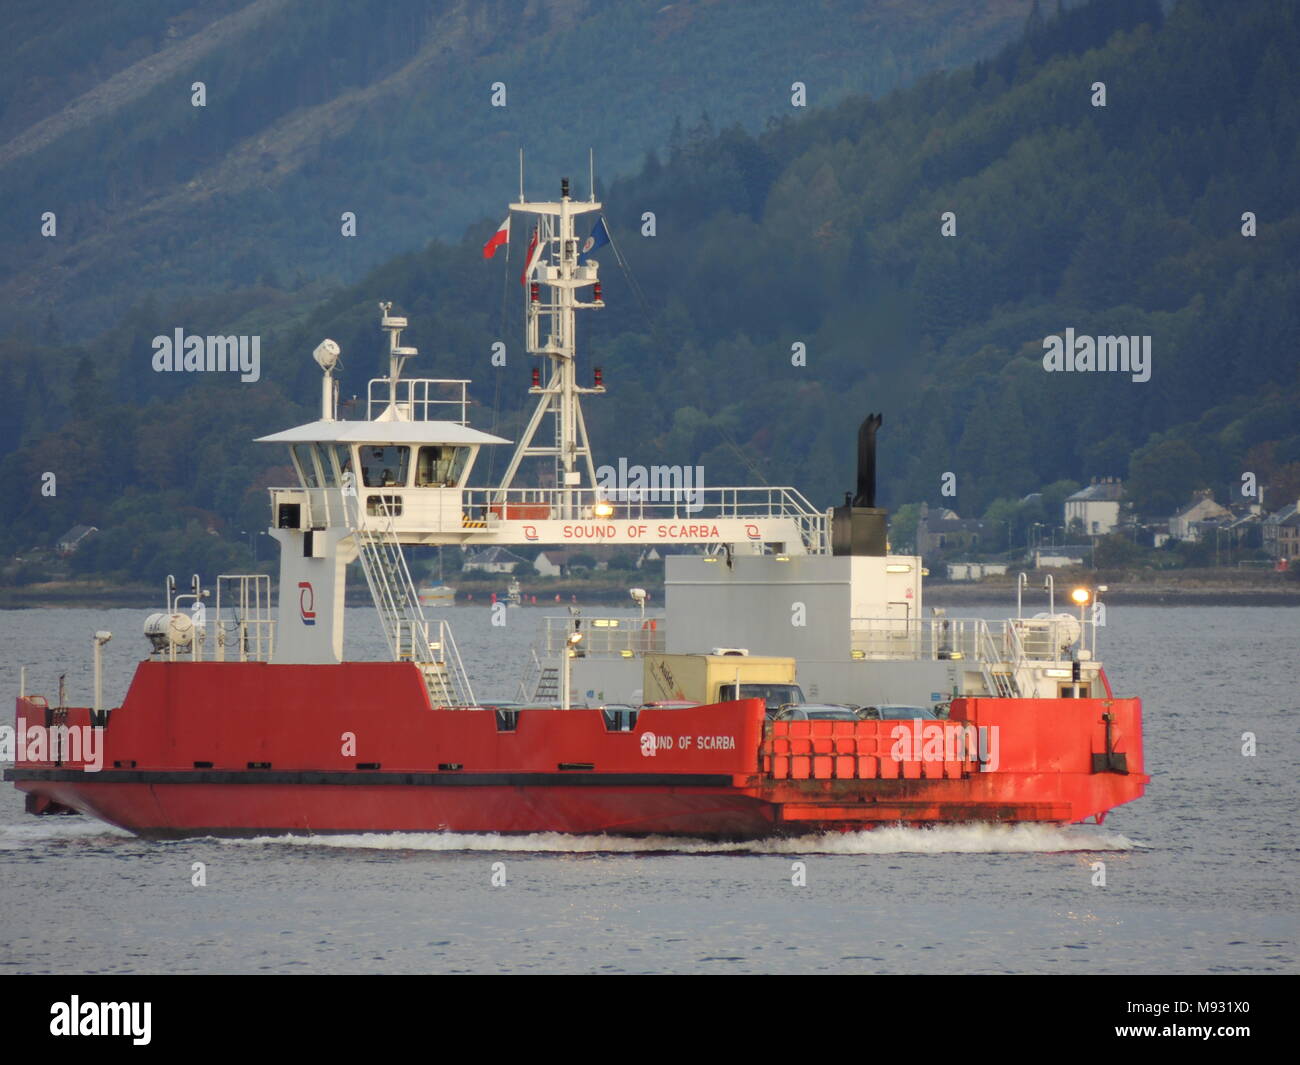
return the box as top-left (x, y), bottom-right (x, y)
top-left (832, 413), bottom-right (888, 556)
top-left (855, 412), bottom-right (882, 508)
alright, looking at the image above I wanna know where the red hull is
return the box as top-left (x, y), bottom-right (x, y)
top-left (7, 661), bottom-right (1146, 839)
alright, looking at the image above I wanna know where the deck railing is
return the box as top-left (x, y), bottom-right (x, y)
top-left (213, 574), bottom-right (275, 662)
top-left (367, 377), bottom-right (471, 423)
top-left (850, 615), bottom-right (1093, 665)
top-left (542, 615), bottom-right (666, 656)
top-left (461, 485), bottom-right (829, 552)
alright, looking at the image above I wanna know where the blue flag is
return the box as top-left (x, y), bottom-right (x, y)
top-left (579, 217), bottom-right (610, 262)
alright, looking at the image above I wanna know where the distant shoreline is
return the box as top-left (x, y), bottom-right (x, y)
top-left (3, 573), bottom-right (1297, 609)
top-left (926, 583), bottom-right (1300, 607)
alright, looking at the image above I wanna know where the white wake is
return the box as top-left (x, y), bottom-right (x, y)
top-left (224, 822), bottom-right (1141, 855)
top-left (0, 817), bottom-right (132, 849)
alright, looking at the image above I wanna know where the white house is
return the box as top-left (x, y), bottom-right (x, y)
top-left (1169, 490), bottom-right (1231, 541)
top-left (462, 546), bottom-right (529, 574)
top-left (534, 549), bottom-right (617, 576)
top-left (55, 524), bottom-right (98, 555)
top-left (533, 550), bottom-right (570, 577)
top-left (946, 562), bottom-right (1009, 581)
top-left (1064, 479), bottom-right (1124, 535)
top-left (1034, 548), bottom-right (1087, 568)
top-left (1263, 501), bottom-right (1300, 561)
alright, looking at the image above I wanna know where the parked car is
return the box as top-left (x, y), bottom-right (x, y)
top-left (858, 704), bottom-right (939, 721)
top-left (773, 703), bottom-right (862, 722)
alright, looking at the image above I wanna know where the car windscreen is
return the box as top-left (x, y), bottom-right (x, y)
top-left (866, 705), bottom-right (937, 720)
top-left (720, 683), bottom-right (804, 710)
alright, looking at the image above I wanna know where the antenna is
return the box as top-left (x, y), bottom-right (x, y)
top-left (378, 301), bottom-right (417, 417)
top-left (519, 148), bottom-right (525, 203)
top-left (497, 172), bottom-right (607, 514)
top-left (588, 148), bottom-right (595, 202)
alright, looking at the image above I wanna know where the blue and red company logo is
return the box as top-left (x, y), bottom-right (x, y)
top-left (298, 581), bottom-right (316, 626)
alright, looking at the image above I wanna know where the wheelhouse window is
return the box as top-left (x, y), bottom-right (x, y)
top-left (415, 445), bottom-right (469, 487)
top-left (291, 444), bottom-right (320, 488)
top-left (333, 444), bottom-right (355, 487)
top-left (366, 494), bottom-right (404, 517)
top-left (315, 443), bottom-right (337, 487)
top-left (360, 445), bottom-right (410, 488)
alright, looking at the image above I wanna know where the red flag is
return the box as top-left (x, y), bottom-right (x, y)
top-left (520, 225), bottom-right (540, 284)
top-left (482, 217), bottom-right (510, 259)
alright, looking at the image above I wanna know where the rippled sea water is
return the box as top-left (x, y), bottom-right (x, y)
top-left (1, 603), bottom-right (1295, 974)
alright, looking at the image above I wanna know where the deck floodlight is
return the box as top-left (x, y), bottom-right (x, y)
top-left (313, 338), bottom-right (341, 372)
top-left (592, 499), bottom-right (614, 518)
top-left (1071, 587), bottom-right (1091, 606)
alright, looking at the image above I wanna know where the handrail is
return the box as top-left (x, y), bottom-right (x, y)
top-left (367, 377), bottom-right (471, 423)
top-left (463, 484), bottom-right (829, 552)
top-left (213, 574), bottom-right (275, 662)
top-left (850, 615), bottom-right (1092, 667)
top-left (265, 482), bottom-right (830, 552)
top-left (541, 615), bottom-right (666, 656)
top-left (343, 479), bottom-right (475, 705)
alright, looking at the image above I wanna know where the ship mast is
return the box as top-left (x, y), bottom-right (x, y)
top-left (496, 175), bottom-right (606, 516)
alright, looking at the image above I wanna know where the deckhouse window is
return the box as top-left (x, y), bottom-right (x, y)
top-left (315, 443), bottom-right (337, 487)
top-left (333, 444), bottom-right (355, 486)
top-left (291, 444), bottom-right (320, 488)
top-left (415, 445), bottom-right (469, 487)
top-left (361, 445), bottom-right (410, 488)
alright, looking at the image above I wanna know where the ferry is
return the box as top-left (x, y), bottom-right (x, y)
top-left (6, 178), bottom-right (1146, 838)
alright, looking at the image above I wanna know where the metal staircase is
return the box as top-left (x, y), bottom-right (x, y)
top-left (982, 667), bottom-right (1020, 698)
top-left (978, 620), bottom-right (1023, 699)
top-left (344, 485), bottom-right (475, 706)
top-left (534, 665), bottom-right (560, 703)
top-left (517, 647), bottom-right (560, 703)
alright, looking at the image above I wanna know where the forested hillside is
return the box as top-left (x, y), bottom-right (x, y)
top-left (2, 0), bottom-right (1298, 581)
top-left (0, 0), bottom-right (1027, 338)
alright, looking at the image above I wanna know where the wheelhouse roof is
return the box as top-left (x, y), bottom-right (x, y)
top-left (256, 420), bottom-right (510, 446)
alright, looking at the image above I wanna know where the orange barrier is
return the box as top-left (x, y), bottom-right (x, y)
top-left (761, 719), bottom-right (980, 781)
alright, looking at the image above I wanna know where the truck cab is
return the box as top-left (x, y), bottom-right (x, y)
top-left (642, 651), bottom-right (804, 716)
